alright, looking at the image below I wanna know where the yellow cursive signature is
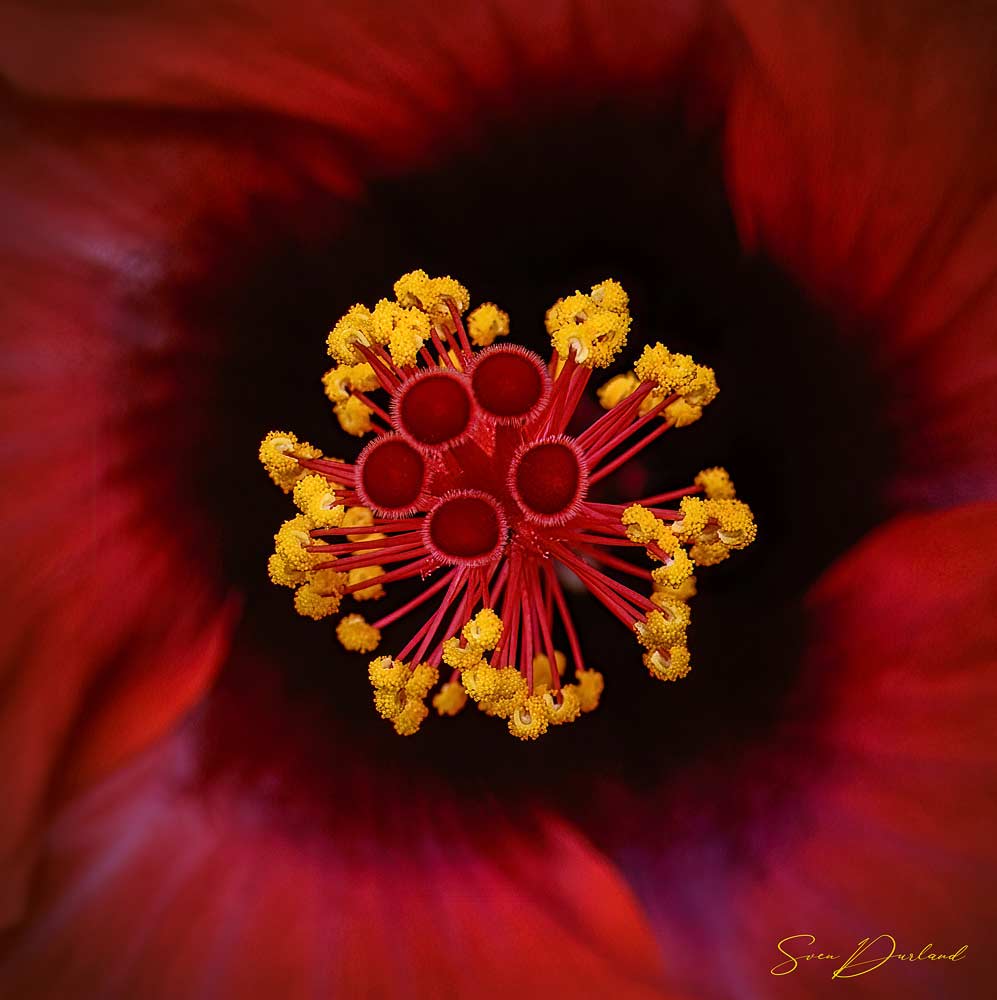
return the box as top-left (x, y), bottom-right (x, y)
top-left (771, 934), bottom-right (968, 978)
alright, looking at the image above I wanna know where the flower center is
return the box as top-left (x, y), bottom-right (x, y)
top-left (261, 270), bottom-right (756, 740)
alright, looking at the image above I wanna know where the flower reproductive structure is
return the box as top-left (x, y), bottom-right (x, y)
top-left (260, 271), bottom-right (756, 740)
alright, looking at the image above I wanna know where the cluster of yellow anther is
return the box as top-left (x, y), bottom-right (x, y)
top-left (622, 470), bottom-right (755, 687)
top-left (264, 494), bottom-right (388, 621)
top-left (336, 613), bottom-right (381, 653)
top-left (292, 475), bottom-right (345, 527)
top-left (435, 611), bottom-right (603, 740)
top-left (269, 510), bottom-right (347, 619)
top-left (621, 504), bottom-right (695, 588)
top-left (258, 430), bottom-right (322, 493)
top-left (368, 658), bottom-right (439, 735)
top-left (546, 279), bottom-right (631, 367)
top-left (394, 270), bottom-right (470, 321)
top-left (466, 303), bottom-right (510, 347)
top-left (632, 343), bottom-right (719, 427)
top-left (671, 496), bottom-right (757, 566)
top-left (324, 271), bottom-right (472, 435)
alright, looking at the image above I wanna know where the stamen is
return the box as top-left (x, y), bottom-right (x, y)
top-left (261, 271), bottom-right (755, 738)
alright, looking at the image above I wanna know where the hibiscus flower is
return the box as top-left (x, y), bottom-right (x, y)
top-left (1, 2), bottom-right (995, 998)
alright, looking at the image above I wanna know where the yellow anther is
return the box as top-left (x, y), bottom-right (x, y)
top-left (327, 305), bottom-right (375, 363)
top-left (433, 681), bottom-right (468, 717)
top-left (507, 694), bottom-right (550, 740)
top-left (549, 309), bottom-right (629, 368)
top-left (683, 365), bottom-right (718, 407)
top-left (293, 474), bottom-right (345, 527)
top-left (644, 645), bottom-right (691, 682)
top-left (293, 582), bottom-right (342, 620)
top-left (633, 345), bottom-right (701, 398)
top-left (275, 514), bottom-right (318, 571)
top-left (466, 303), bottom-right (510, 347)
top-left (371, 298), bottom-right (431, 367)
top-left (321, 365), bottom-right (353, 404)
top-left (267, 552), bottom-right (305, 589)
top-left (542, 685), bottom-right (582, 725)
top-left (463, 664), bottom-right (525, 705)
top-left (597, 372), bottom-right (640, 410)
top-left (546, 282), bottom-right (631, 368)
top-left (393, 698), bottom-right (430, 736)
top-left (531, 650), bottom-right (566, 690)
top-left (394, 271), bottom-right (470, 320)
top-left (334, 395), bottom-right (374, 436)
top-left (442, 637), bottom-right (485, 671)
top-left (634, 604), bottom-right (689, 650)
top-left (709, 499), bottom-right (757, 549)
top-left (622, 504), bottom-right (668, 546)
top-left (336, 613), bottom-right (382, 653)
top-left (671, 496), bottom-right (711, 543)
top-left (689, 541), bottom-right (730, 566)
top-left (368, 655), bottom-right (410, 691)
top-left (373, 688), bottom-right (406, 720)
top-left (695, 467), bottom-right (735, 500)
top-left (634, 344), bottom-right (670, 384)
top-left (573, 668), bottom-right (604, 712)
top-left (347, 565), bottom-right (385, 601)
top-left (342, 506), bottom-right (374, 540)
top-left (259, 430), bottom-right (321, 493)
top-left (461, 608), bottom-right (503, 649)
top-left (650, 546), bottom-right (694, 588)
top-left (322, 362), bottom-right (379, 405)
top-left (589, 278), bottom-right (629, 315)
top-left (406, 661), bottom-right (440, 699)
top-left (653, 574), bottom-right (698, 603)
top-left (664, 399), bottom-right (703, 427)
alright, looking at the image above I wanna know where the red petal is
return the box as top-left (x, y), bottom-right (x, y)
top-left (0, 729), bottom-right (677, 999)
top-left (725, 2), bottom-right (997, 503)
top-left (607, 504), bottom-right (997, 998)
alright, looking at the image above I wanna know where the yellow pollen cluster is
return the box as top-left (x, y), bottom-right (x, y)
top-left (546, 279), bottom-right (631, 367)
top-left (275, 514), bottom-right (320, 571)
top-left (466, 303), bottom-right (510, 347)
top-left (293, 475), bottom-right (345, 527)
top-left (671, 496), bottom-right (757, 566)
top-left (322, 362), bottom-right (379, 404)
top-left (531, 650), bottom-right (566, 689)
top-left (347, 565), bottom-right (386, 601)
top-left (597, 372), bottom-right (640, 410)
top-left (695, 466), bottom-right (735, 500)
top-left (432, 681), bottom-right (468, 716)
top-left (634, 343), bottom-right (719, 427)
top-left (336, 613), bottom-right (382, 653)
top-left (326, 305), bottom-right (375, 364)
top-left (368, 657), bottom-right (439, 735)
top-left (394, 270), bottom-right (470, 322)
top-left (574, 669), bottom-right (605, 712)
top-left (462, 608), bottom-right (503, 647)
top-left (259, 430), bottom-right (322, 493)
top-left (644, 645), bottom-right (691, 682)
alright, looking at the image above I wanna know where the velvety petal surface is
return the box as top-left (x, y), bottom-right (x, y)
top-left (0, 713), bottom-right (674, 1000)
top-left (603, 503), bottom-right (997, 999)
